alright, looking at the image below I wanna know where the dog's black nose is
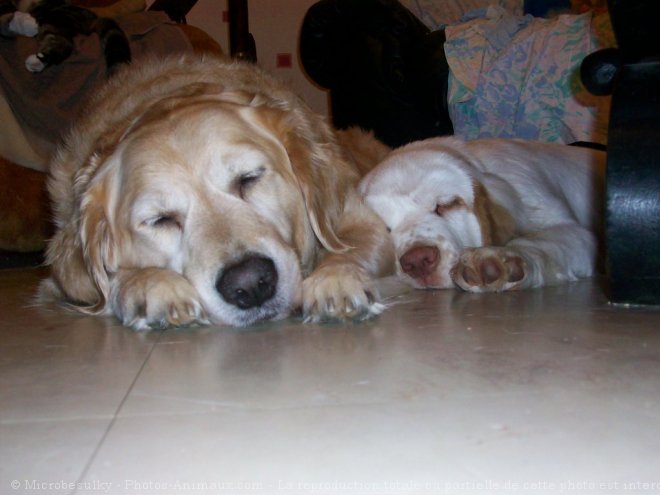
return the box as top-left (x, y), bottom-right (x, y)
top-left (217, 256), bottom-right (278, 309)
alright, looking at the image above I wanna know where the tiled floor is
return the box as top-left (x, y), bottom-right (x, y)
top-left (1, 267), bottom-right (660, 494)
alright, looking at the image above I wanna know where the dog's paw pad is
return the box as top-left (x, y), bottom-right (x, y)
top-left (451, 247), bottom-right (526, 292)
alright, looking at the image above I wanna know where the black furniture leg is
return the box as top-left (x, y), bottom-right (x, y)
top-left (605, 63), bottom-right (660, 305)
top-left (148, 0), bottom-right (199, 24)
top-left (228, 0), bottom-right (257, 62)
top-left (581, 0), bottom-right (660, 305)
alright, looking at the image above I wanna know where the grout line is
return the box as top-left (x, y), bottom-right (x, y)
top-left (70, 331), bottom-right (164, 494)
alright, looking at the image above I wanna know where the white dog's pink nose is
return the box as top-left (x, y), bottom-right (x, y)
top-left (216, 256), bottom-right (278, 309)
top-left (399, 246), bottom-right (439, 281)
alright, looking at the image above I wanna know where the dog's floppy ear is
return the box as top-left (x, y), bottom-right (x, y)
top-left (78, 163), bottom-right (119, 308)
top-left (252, 103), bottom-right (357, 253)
top-left (280, 123), bottom-right (354, 252)
top-left (472, 181), bottom-right (516, 246)
top-left (44, 153), bottom-right (120, 313)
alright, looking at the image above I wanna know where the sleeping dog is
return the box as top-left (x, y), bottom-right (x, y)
top-left (359, 137), bottom-right (605, 292)
top-left (40, 54), bottom-right (394, 330)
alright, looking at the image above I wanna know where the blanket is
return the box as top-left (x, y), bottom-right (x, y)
top-left (0, 10), bottom-right (192, 171)
top-left (444, 7), bottom-right (615, 144)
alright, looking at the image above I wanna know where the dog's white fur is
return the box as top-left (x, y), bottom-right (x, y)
top-left (40, 54), bottom-right (394, 330)
top-left (359, 137), bottom-right (605, 292)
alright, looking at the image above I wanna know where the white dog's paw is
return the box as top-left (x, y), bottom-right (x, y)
top-left (302, 264), bottom-right (384, 323)
top-left (113, 268), bottom-right (209, 331)
top-left (451, 247), bottom-right (526, 293)
top-left (25, 54), bottom-right (45, 72)
top-left (9, 12), bottom-right (38, 37)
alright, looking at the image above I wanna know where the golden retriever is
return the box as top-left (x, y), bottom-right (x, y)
top-left (359, 137), bottom-right (605, 292)
top-left (40, 54), bottom-right (394, 330)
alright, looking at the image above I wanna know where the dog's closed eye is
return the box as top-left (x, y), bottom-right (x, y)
top-left (236, 167), bottom-right (265, 199)
top-left (144, 212), bottom-right (182, 230)
top-left (435, 197), bottom-right (466, 216)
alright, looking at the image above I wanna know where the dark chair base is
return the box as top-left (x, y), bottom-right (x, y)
top-left (605, 62), bottom-right (660, 305)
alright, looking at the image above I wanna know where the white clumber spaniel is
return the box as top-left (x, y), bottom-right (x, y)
top-left (359, 137), bottom-right (605, 292)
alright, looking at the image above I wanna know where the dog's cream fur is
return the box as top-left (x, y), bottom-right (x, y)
top-left (40, 54), bottom-right (394, 330)
top-left (359, 137), bottom-right (605, 292)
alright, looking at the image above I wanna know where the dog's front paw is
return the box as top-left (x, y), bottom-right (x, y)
top-left (113, 268), bottom-right (208, 331)
top-left (302, 265), bottom-right (384, 323)
top-left (451, 247), bottom-right (526, 292)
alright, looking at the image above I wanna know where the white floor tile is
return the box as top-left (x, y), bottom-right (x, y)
top-left (2, 268), bottom-right (660, 494)
top-left (0, 419), bottom-right (110, 493)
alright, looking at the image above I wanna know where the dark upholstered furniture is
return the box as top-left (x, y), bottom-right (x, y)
top-left (300, 0), bottom-right (452, 148)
